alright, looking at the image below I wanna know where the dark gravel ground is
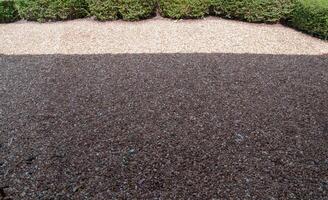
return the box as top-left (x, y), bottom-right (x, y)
top-left (0, 53), bottom-right (327, 199)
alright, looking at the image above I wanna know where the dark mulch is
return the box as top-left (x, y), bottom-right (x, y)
top-left (0, 53), bottom-right (327, 199)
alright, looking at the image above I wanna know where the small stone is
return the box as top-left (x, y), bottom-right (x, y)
top-left (288, 193), bottom-right (296, 199)
top-left (235, 133), bottom-right (245, 143)
top-left (128, 149), bottom-right (136, 154)
top-left (26, 155), bottom-right (36, 164)
top-left (73, 185), bottom-right (80, 192)
top-left (138, 179), bottom-right (145, 185)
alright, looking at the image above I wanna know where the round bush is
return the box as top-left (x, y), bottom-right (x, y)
top-left (211, 0), bottom-right (295, 23)
top-left (87, 0), bottom-right (119, 21)
top-left (159, 0), bottom-right (210, 19)
top-left (88, 0), bottom-right (156, 21)
top-left (16, 0), bottom-right (89, 22)
top-left (119, 0), bottom-right (157, 21)
top-left (0, 0), bottom-right (19, 23)
top-left (290, 0), bottom-right (328, 39)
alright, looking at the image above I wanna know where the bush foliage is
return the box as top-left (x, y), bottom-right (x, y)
top-left (87, 0), bottom-right (119, 21)
top-left (290, 0), bottom-right (328, 39)
top-left (211, 0), bottom-right (295, 23)
top-left (88, 0), bottom-right (156, 21)
top-left (16, 0), bottom-right (89, 22)
top-left (159, 0), bottom-right (210, 19)
top-left (0, 0), bottom-right (19, 23)
top-left (119, 0), bottom-right (156, 21)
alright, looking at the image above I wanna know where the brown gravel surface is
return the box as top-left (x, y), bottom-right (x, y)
top-left (0, 17), bottom-right (328, 55)
top-left (1, 53), bottom-right (328, 199)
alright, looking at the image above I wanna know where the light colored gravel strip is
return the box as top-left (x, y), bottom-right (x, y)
top-left (0, 16), bottom-right (327, 55)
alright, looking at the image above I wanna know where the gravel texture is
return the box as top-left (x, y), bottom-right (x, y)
top-left (0, 53), bottom-right (327, 199)
top-left (0, 17), bottom-right (327, 55)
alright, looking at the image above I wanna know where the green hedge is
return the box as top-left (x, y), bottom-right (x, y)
top-left (88, 0), bottom-right (156, 21)
top-left (16, 0), bottom-right (89, 22)
top-left (0, 0), bottom-right (19, 23)
top-left (159, 0), bottom-right (210, 19)
top-left (87, 0), bottom-right (119, 21)
top-left (119, 0), bottom-right (157, 21)
top-left (290, 0), bottom-right (328, 39)
top-left (211, 0), bottom-right (295, 23)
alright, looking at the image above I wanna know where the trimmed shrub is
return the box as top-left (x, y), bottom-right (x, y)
top-left (87, 0), bottom-right (156, 21)
top-left (290, 0), bottom-right (328, 39)
top-left (159, 0), bottom-right (210, 19)
top-left (119, 0), bottom-right (157, 21)
top-left (87, 0), bottom-right (119, 21)
top-left (16, 0), bottom-right (88, 22)
top-left (211, 0), bottom-right (295, 23)
top-left (0, 0), bottom-right (19, 23)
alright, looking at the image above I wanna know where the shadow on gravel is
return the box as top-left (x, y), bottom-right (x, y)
top-left (0, 53), bottom-right (327, 199)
